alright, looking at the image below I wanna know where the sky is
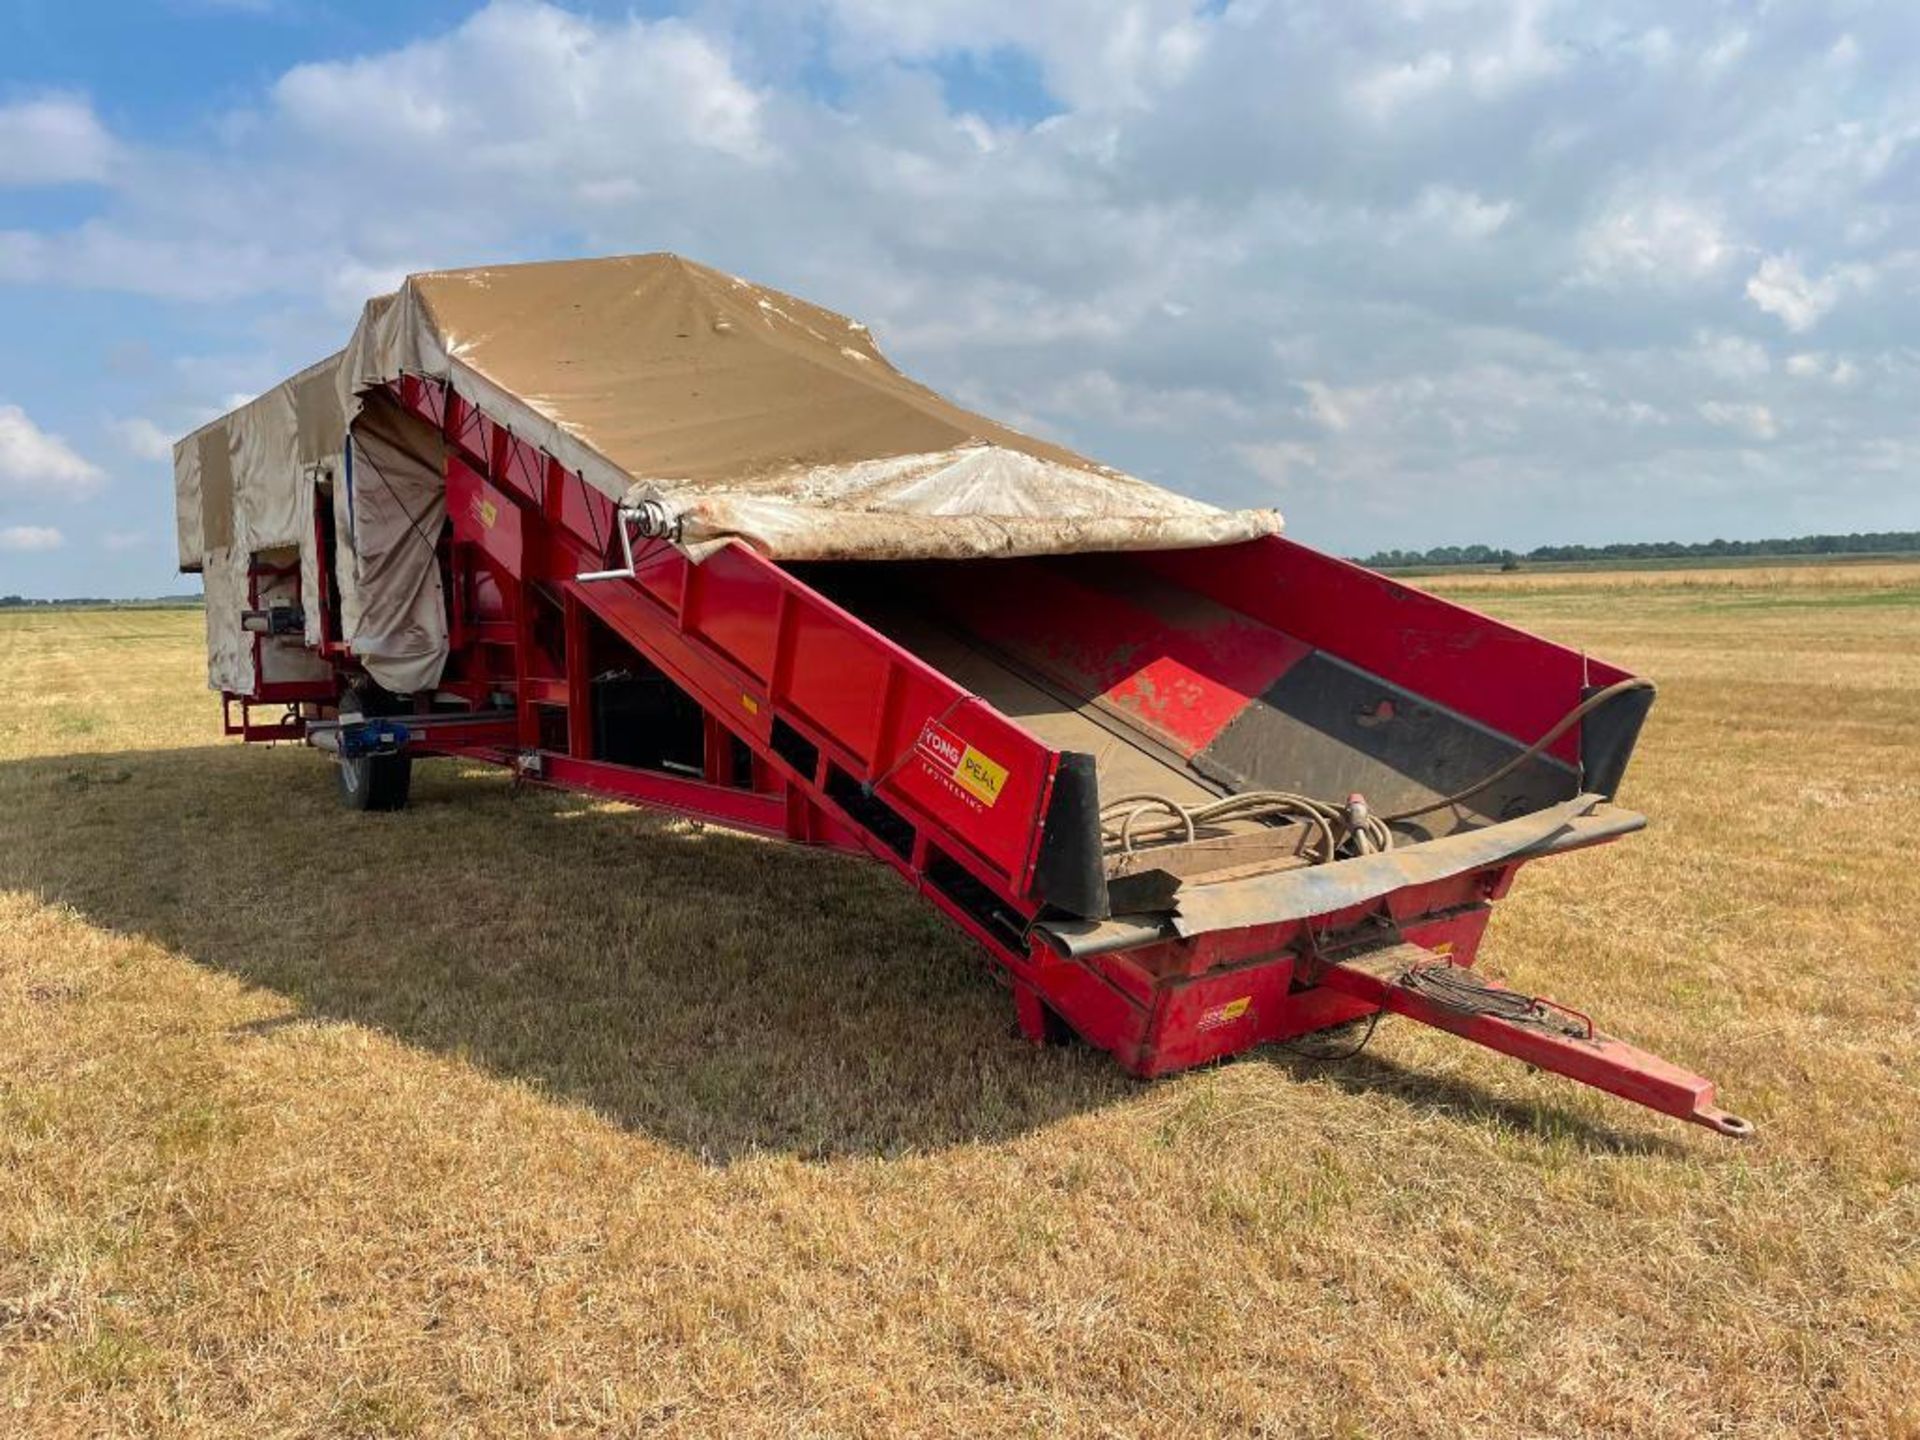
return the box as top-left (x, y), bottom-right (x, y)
top-left (0, 0), bottom-right (1916, 598)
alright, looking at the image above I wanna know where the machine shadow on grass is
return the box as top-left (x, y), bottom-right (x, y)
top-left (1265, 1040), bottom-right (1683, 1158)
top-left (2, 743), bottom-right (1666, 1161)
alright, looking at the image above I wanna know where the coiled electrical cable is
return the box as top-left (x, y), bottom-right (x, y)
top-left (1100, 790), bottom-right (1388, 861)
top-left (1098, 677), bottom-right (1653, 862)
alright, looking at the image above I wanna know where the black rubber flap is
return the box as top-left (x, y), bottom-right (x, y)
top-left (1033, 751), bottom-right (1109, 920)
top-left (1580, 682), bottom-right (1655, 798)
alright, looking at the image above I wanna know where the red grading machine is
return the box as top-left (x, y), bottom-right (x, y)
top-left (223, 372), bottom-right (1749, 1139)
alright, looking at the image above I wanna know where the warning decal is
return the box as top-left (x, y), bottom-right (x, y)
top-left (1196, 996), bottom-right (1253, 1032)
top-left (916, 717), bottom-right (1008, 808)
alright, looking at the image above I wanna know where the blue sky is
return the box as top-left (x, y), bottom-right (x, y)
top-left (1, 0), bottom-right (1916, 596)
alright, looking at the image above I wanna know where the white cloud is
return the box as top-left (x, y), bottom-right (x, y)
top-left (0, 96), bottom-right (115, 186)
top-left (1352, 52), bottom-right (1455, 122)
top-left (1577, 199), bottom-right (1732, 287)
top-left (2, 0), bottom-right (1917, 576)
top-left (0, 221), bottom-right (288, 302)
top-left (1233, 440), bottom-right (1319, 489)
top-left (103, 530), bottom-right (148, 551)
top-left (1027, 368), bottom-right (1252, 430)
top-left (1689, 332), bottom-right (1770, 381)
top-left (818, 0), bottom-right (1207, 109)
top-left (1411, 185), bottom-right (1514, 241)
top-left (1785, 351), bottom-right (1860, 386)
top-left (273, 5), bottom-right (767, 162)
top-left (111, 417), bottom-right (176, 461)
top-left (1701, 28), bottom-right (1750, 72)
top-left (1629, 27), bottom-right (1677, 68)
top-left (0, 525), bottom-right (65, 552)
top-left (1300, 381), bottom-right (1357, 433)
top-left (1466, 0), bottom-right (1564, 95)
top-left (1745, 253), bottom-right (1870, 333)
top-left (0, 405), bottom-right (105, 497)
top-left (1697, 401), bottom-right (1778, 441)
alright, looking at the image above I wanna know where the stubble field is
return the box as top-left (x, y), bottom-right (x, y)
top-left (2, 561), bottom-right (1917, 1437)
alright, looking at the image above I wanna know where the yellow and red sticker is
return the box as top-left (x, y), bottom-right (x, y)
top-left (1196, 996), bottom-right (1253, 1032)
top-left (916, 717), bottom-right (1008, 808)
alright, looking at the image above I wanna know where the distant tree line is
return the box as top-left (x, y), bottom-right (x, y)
top-left (1356, 531), bottom-right (1920, 570)
top-left (0, 594), bottom-right (202, 608)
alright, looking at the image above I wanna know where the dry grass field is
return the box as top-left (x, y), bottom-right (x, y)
top-left (2, 562), bottom-right (1917, 1438)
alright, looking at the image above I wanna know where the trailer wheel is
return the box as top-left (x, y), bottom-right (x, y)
top-left (336, 749), bottom-right (412, 812)
top-left (335, 680), bottom-right (412, 812)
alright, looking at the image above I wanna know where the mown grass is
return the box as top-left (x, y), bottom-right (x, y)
top-left (2, 567), bottom-right (1918, 1437)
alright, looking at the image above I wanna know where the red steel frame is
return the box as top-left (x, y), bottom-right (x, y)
top-left (221, 553), bottom-right (334, 741)
top-left (214, 372), bottom-right (1748, 1137)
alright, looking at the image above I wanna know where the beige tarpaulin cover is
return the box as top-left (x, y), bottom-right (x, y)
top-left (173, 354), bottom-right (346, 695)
top-left (335, 253), bottom-right (1283, 561)
top-left (344, 400), bottom-right (448, 693)
top-left (177, 252), bottom-right (1283, 694)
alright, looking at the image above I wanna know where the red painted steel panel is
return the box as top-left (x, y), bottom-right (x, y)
top-left (557, 469), bottom-right (615, 552)
top-left (782, 598), bottom-right (893, 764)
top-left (687, 542), bottom-right (782, 681)
top-left (879, 691), bottom-right (1052, 880)
top-left (531, 752), bottom-right (791, 836)
top-left (626, 537), bottom-right (687, 614)
top-left (501, 435), bottom-right (546, 507)
top-left (463, 408), bottom-right (498, 473)
top-left (448, 459), bottom-right (524, 574)
top-left (1137, 957), bottom-right (1301, 1074)
top-left (927, 559), bottom-right (1310, 756)
top-left (406, 716), bottom-right (520, 752)
top-left (1020, 958), bottom-right (1152, 1070)
top-left (555, 548), bottom-right (1056, 884)
top-left (1144, 537), bottom-right (1626, 765)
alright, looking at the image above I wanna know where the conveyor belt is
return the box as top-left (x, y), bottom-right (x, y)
top-left (849, 604), bottom-right (1220, 815)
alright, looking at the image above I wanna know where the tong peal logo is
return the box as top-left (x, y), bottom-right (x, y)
top-left (915, 717), bottom-right (1008, 807)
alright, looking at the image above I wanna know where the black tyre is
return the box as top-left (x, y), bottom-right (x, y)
top-left (335, 679), bottom-right (413, 812)
top-left (336, 749), bottom-right (412, 811)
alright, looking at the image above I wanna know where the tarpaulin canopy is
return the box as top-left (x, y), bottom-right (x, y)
top-left (334, 252), bottom-right (1282, 561)
top-left (176, 253), bottom-right (1284, 693)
